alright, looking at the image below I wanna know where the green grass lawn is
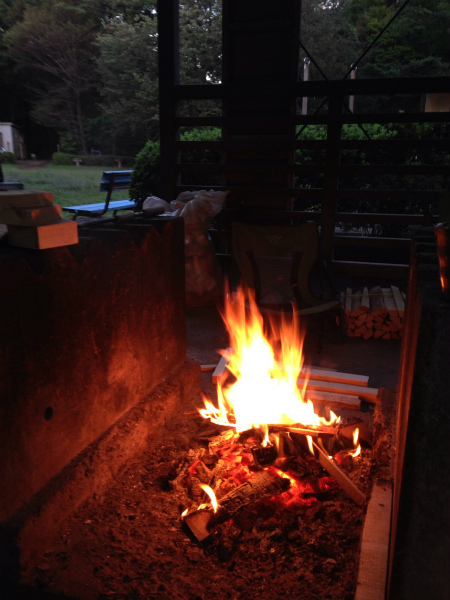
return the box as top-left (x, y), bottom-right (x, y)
top-left (2, 163), bottom-right (129, 208)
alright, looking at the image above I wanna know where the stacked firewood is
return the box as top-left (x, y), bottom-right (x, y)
top-left (341, 286), bottom-right (406, 340)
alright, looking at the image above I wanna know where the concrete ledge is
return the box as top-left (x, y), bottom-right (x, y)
top-left (0, 359), bottom-right (201, 584)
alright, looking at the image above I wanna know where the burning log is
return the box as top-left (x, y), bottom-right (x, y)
top-left (184, 470), bottom-right (290, 542)
top-left (207, 469), bottom-right (290, 530)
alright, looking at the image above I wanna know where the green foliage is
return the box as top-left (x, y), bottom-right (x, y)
top-left (179, 1), bottom-right (222, 85)
top-left (179, 127), bottom-right (222, 169)
top-left (0, 151), bottom-right (16, 163)
top-left (129, 139), bottom-right (161, 202)
top-left (52, 152), bottom-right (74, 166)
top-left (180, 127), bottom-right (221, 142)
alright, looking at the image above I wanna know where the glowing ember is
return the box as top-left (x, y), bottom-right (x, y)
top-left (200, 286), bottom-right (338, 433)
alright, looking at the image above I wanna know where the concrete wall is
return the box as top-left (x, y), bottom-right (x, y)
top-left (0, 217), bottom-right (188, 522)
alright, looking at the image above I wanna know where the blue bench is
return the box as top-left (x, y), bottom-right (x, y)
top-left (62, 170), bottom-right (136, 219)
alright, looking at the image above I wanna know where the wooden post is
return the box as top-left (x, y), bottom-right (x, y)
top-left (321, 93), bottom-right (342, 263)
top-left (157, 0), bottom-right (180, 201)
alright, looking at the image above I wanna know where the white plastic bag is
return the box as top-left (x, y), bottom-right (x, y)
top-left (177, 190), bottom-right (228, 306)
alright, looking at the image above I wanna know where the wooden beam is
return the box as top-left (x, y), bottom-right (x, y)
top-left (355, 481), bottom-right (392, 600)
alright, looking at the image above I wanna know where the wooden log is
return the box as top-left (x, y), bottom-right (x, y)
top-left (355, 481), bottom-right (392, 600)
top-left (355, 312), bottom-right (368, 326)
top-left (183, 509), bottom-right (213, 542)
top-left (207, 470), bottom-right (290, 531)
top-left (312, 440), bottom-right (366, 506)
top-left (363, 328), bottom-right (373, 340)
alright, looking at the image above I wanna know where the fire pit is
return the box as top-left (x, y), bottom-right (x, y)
top-left (8, 284), bottom-right (398, 600)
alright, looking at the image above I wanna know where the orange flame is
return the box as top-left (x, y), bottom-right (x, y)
top-left (201, 286), bottom-right (338, 433)
top-left (199, 484), bottom-right (219, 512)
top-left (349, 427), bottom-right (361, 458)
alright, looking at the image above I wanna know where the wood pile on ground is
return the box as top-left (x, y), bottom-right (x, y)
top-left (341, 286), bottom-right (406, 340)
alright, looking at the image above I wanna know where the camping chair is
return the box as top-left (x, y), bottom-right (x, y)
top-left (231, 221), bottom-right (345, 347)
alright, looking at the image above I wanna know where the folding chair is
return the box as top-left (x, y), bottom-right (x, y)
top-left (231, 221), bottom-right (345, 346)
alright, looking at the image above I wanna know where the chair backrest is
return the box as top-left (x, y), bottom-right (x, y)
top-left (232, 221), bottom-right (323, 308)
top-left (100, 170), bottom-right (133, 193)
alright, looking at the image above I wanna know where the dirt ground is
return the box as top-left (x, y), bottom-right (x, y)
top-left (23, 397), bottom-right (394, 600)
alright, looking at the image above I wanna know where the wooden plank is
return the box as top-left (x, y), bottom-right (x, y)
top-left (361, 286), bottom-right (371, 312)
top-left (382, 287), bottom-right (398, 317)
top-left (306, 391), bottom-right (361, 411)
top-left (304, 379), bottom-right (379, 403)
top-left (299, 367), bottom-right (369, 387)
top-left (7, 220), bottom-right (79, 250)
top-left (200, 364), bottom-right (217, 372)
top-left (0, 190), bottom-right (54, 209)
top-left (351, 289), bottom-right (363, 315)
top-left (355, 481), bottom-right (393, 600)
top-left (212, 351), bottom-right (231, 384)
top-left (0, 204), bottom-right (62, 226)
top-left (312, 440), bottom-right (366, 506)
top-left (370, 286), bottom-right (386, 315)
top-left (391, 285), bottom-right (405, 315)
top-left (213, 350), bottom-right (369, 388)
top-left (345, 287), bottom-right (352, 315)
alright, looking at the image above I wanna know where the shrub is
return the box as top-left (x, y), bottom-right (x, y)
top-left (130, 128), bottom-right (223, 202)
top-left (52, 152), bottom-right (74, 166)
top-left (0, 151), bottom-right (16, 164)
top-left (129, 140), bottom-right (161, 203)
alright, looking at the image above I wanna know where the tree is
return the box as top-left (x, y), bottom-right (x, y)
top-left (95, 10), bottom-right (160, 154)
top-left (344, 0), bottom-right (450, 79)
top-left (300, 0), bottom-right (361, 81)
top-left (6, 0), bottom-right (101, 153)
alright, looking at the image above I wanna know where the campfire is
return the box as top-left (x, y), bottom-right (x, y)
top-left (176, 286), bottom-right (368, 551)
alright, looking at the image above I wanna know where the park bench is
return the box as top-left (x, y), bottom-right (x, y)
top-left (62, 170), bottom-right (136, 219)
